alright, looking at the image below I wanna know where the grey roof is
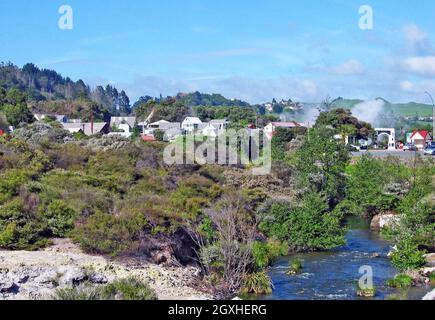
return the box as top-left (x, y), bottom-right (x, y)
top-left (209, 119), bottom-right (229, 124)
top-left (110, 117), bottom-right (136, 128)
top-left (62, 122), bottom-right (109, 136)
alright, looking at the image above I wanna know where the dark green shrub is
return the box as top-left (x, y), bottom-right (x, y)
top-left (391, 239), bottom-right (426, 271)
top-left (259, 193), bottom-right (345, 252)
top-left (0, 198), bottom-right (48, 250)
top-left (252, 240), bottom-right (288, 269)
top-left (387, 274), bottom-right (413, 288)
top-left (41, 200), bottom-right (77, 237)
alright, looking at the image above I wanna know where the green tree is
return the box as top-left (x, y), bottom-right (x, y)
top-left (293, 126), bottom-right (350, 206)
top-left (259, 193), bottom-right (345, 252)
top-left (3, 103), bottom-right (33, 126)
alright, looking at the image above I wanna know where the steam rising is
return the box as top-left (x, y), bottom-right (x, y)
top-left (352, 100), bottom-right (386, 127)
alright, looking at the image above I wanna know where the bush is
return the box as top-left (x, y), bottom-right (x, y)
top-left (241, 272), bottom-right (273, 295)
top-left (53, 278), bottom-right (157, 300)
top-left (391, 239), bottom-right (426, 271)
top-left (71, 211), bottom-right (146, 256)
top-left (252, 240), bottom-right (288, 270)
top-left (41, 200), bottom-right (77, 237)
top-left (100, 278), bottom-right (157, 300)
top-left (259, 193), bottom-right (345, 252)
top-left (288, 258), bottom-right (303, 275)
top-left (387, 274), bottom-right (413, 288)
top-left (0, 198), bottom-right (48, 250)
top-left (53, 284), bottom-right (100, 300)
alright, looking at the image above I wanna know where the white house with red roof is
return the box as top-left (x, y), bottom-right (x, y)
top-left (264, 121), bottom-right (304, 140)
top-left (409, 130), bottom-right (432, 150)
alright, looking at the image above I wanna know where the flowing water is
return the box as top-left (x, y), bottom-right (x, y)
top-left (255, 218), bottom-right (433, 300)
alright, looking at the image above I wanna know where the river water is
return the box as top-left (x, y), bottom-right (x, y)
top-left (256, 219), bottom-right (433, 300)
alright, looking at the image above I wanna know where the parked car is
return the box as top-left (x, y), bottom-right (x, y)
top-left (403, 143), bottom-right (418, 151)
top-left (424, 148), bottom-right (435, 156)
top-left (349, 144), bottom-right (361, 152)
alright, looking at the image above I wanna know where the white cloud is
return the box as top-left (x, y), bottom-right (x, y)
top-left (403, 24), bottom-right (432, 54)
top-left (402, 56), bottom-right (435, 76)
top-left (329, 60), bottom-right (364, 75)
top-left (399, 80), bottom-right (414, 92)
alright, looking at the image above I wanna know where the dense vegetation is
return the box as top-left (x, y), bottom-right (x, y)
top-left (0, 63), bottom-right (433, 298)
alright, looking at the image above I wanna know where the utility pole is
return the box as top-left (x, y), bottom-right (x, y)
top-left (424, 91), bottom-right (435, 140)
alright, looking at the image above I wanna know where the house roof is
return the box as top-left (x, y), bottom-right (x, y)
top-left (410, 130), bottom-right (431, 140)
top-left (110, 117), bottom-right (136, 128)
top-left (62, 122), bottom-right (108, 136)
top-left (271, 121), bottom-right (301, 128)
top-left (183, 117), bottom-right (202, 124)
top-left (149, 120), bottom-right (170, 126)
top-left (142, 135), bottom-right (156, 142)
top-left (209, 119), bottom-right (228, 124)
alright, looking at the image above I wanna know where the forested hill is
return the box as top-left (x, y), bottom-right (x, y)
top-left (0, 62), bottom-right (131, 115)
top-left (174, 92), bottom-right (251, 107)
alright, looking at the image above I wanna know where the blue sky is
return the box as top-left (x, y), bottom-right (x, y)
top-left (1, 0), bottom-right (435, 104)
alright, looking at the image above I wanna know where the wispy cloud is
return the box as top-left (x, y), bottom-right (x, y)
top-left (328, 59), bottom-right (364, 75)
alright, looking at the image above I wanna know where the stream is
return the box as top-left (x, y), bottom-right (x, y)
top-left (255, 218), bottom-right (433, 300)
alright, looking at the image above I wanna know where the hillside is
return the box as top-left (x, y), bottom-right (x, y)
top-left (331, 97), bottom-right (433, 117)
top-left (0, 62), bottom-right (131, 115)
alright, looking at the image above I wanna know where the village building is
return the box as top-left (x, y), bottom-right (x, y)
top-left (109, 116), bottom-right (137, 138)
top-left (139, 120), bottom-right (181, 136)
top-left (62, 122), bottom-right (110, 136)
top-left (409, 130), bottom-right (432, 150)
top-left (264, 121), bottom-right (303, 140)
top-left (201, 119), bottom-right (229, 138)
top-left (181, 117), bottom-right (203, 133)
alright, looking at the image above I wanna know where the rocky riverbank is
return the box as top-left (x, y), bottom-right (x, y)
top-left (0, 239), bottom-right (211, 300)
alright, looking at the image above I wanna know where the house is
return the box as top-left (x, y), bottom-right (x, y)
top-left (209, 119), bottom-right (229, 131)
top-left (62, 122), bottom-right (110, 136)
top-left (182, 117), bottom-right (203, 133)
top-left (201, 119), bottom-right (229, 138)
top-left (264, 121), bottom-right (303, 140)
top-left (163, 128), bottom-right (184, 141)
top-left (139, 120), bottom-right (181, 136)
top-left (110, 116), bottom-right (137, 138)
top-left (409, 130), bottom-right (432, 150)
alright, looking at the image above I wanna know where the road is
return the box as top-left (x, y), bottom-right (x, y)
top-left (352, 150), bottom-right (431, 159)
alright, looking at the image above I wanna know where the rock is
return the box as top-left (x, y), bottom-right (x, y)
top-left (0, 276), bottom-right (19, 294)
top-left (424, 253), bottom-right (435, 267)
top-left (89, 273), bottom-right (108, 284)
top-left (370, 253), bottom-right (381, 258)
top-left (370, 213), bottom-right (401, 231)
top-left (422, 289), bottom-right (435, 300)
top-left (57, 267), bottom-right (86, 286)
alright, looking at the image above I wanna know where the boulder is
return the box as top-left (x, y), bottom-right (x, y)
top-left (424, 253), bottom-right (435, 267)
top-left (370, 213), bottom-right (400, 231)
top-left (422, 289), bottom-right (435, 300)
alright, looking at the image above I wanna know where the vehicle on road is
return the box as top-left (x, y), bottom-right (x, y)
top-left (349, 144), bottom-right (361, 152)
top-left (403, 143), bottom-right (418, 151)
top-left (424, 148), bottom-right (435, 156)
